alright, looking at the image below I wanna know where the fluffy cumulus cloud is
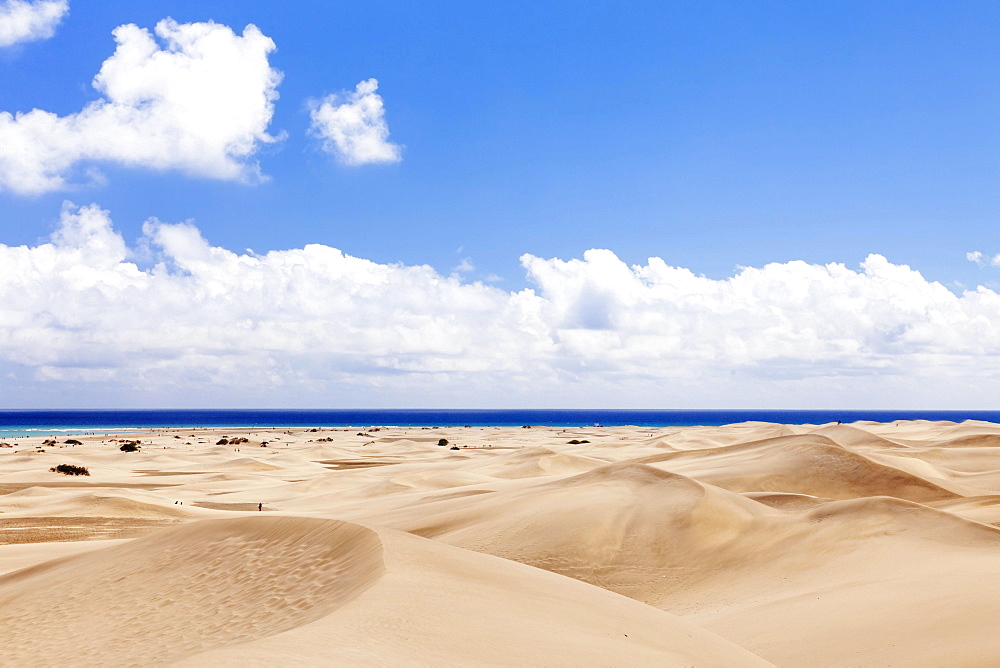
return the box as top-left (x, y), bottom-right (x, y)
top-left (4, 204), bottom-right (1000, 407)
top-left (0, 0), bottom-right (67, 47)
top-left (309, 78), bottom-right (402, 165)
top-left (0, 19), bottom-right (281, 194)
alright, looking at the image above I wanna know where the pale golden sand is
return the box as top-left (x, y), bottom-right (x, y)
top-left (1, 421), bottom-right (999, 665)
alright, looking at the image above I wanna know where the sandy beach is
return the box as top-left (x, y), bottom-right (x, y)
top-left (2, 420), bottom-right (1000, 665)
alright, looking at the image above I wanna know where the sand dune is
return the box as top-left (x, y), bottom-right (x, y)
top-left (1, 420), bottom-right (999, 664)
top-left (810, 423), bottom-right (910, 449)
top-left (0, 516), bottom-right (767, 666)
top-left (8, 490), bottom-right (194, 519)
top-left (0, 517), bottom-right (386, 665)
top-left (660, 422), bottom-right (798, 449)
top-left (637, 434), bottom-right (961, 502)
top-left (464, 445), bottom-right (610, 479)
top-left (934, 433), bottom-right (1000, 447)
top-left (695, 499), bottom-right (1000, 665)
top-left (365, 463), bottom-right (792, 602)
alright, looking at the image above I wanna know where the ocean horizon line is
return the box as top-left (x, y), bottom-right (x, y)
top-left (2, 407), bottom-right (1000, 439)
top-left (2, 407), bottom-right (998, 413)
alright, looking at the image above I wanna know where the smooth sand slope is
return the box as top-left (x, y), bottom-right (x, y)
top-left (2, 421), bottom-right (1000, 665)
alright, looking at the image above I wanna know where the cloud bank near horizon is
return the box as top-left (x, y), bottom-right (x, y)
top-left (0, 0), bottom-right (67, 48)
top-left (0, 18), bottom-right (282, 194)
top-left (1, 203), bottom-right (999, 408)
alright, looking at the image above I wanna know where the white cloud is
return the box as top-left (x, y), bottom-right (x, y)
top-left (309, 78), bottom-right (402, 165)
top-left (4, 204), bottom-right (1000, 407)
top-left (0, 18), bottom-right (281, 194)
top-left (453, 257), bottom-right (475, 273)
top-left (0, 0), bottom-right (67, 48)
top-left (966, 251), bottom-right (1000, 267)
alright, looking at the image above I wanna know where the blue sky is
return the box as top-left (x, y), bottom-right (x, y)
top-left (1, 1), bottom-right (1000, 408)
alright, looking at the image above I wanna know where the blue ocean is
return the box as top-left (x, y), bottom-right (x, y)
top-left (2, 408), bottom-right (999, 439)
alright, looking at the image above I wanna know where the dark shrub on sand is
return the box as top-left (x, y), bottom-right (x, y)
top-left (438, 439), bottom-right (449, 446)
top-left (51, 464), bottom-right (89, 476)
top-left (120, 442), bottom-right (140, 452)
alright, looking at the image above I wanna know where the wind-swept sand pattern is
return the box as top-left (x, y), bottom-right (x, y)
top-left (2, 421), bottom-right (1000, 664)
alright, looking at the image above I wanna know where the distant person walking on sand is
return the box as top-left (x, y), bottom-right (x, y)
top-left (258, 502), bottom-right (263, 511)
